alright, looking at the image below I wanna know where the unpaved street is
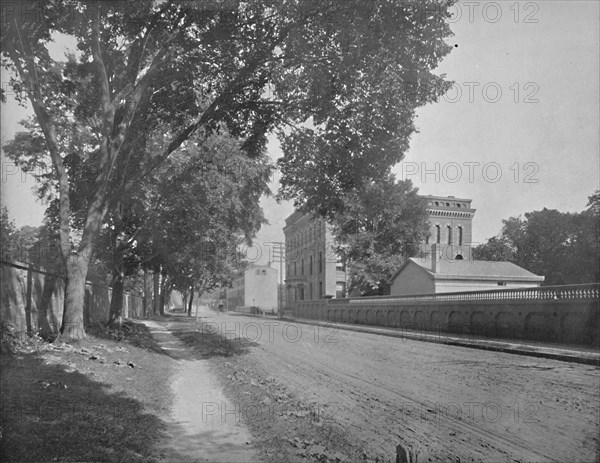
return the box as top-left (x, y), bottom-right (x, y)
top-left (196, 310), bottom-right (599, 463)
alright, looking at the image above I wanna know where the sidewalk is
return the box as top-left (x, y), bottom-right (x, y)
top-left (230, 311), bottom-right (600, 366)
top-left (141, 318), bottom-right (261, 463)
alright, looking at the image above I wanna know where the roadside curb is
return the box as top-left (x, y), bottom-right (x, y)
top-left (226, 314), bottom-right (600, 366)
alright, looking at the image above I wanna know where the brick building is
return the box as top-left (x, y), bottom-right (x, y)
top-left (284, 194), bottom-right (544, 299)
top-left (283, 211), bottom-right (346, 303)
top-left (421, 195), bottom-right (475, 260)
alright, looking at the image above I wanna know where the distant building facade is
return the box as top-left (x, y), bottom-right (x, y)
top-left (283, 195), bottom-right (477, 301)
top-left (283, 211), bottom-right (346, 302)
top-left (225, 263), bottom-right (278, 312)
top-left (285, 194), bottom-right (544, 299)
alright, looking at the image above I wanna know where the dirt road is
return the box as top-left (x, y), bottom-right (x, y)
top-left (194, 310), bottom-right (599, 463)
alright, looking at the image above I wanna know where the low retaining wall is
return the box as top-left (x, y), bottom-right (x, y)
top-left (1, 261), bottom-right (144, 335)
top-left (290, 284), bottom-right (600, 346)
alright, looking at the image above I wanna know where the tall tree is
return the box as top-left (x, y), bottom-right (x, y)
top-left (2, 0), bottom-right (454, 340)
top-left (472, 235), bottom-right (514, 262)
top-left (331, 175), bottom-right (429, 296)
top-left (473, 193), bottom-right (600, 285)
top-left (139, 129), bottom-right (271, 317)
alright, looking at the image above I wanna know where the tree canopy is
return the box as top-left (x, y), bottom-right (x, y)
top-left (473, 191), bottom-right (600, 285)
top-left (2, 0), bottom-right (455, 340)
top-left (331, 175), bottom-right (429, 296)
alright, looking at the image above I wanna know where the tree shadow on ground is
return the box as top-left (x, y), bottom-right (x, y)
top-left (0, 352), bottom-right (188, 463)
top-left (86, 319), bottom-right (166, 355)
top-left (146, 316), bottom-right (260, 360)
top-left (170, 326), bottom-right (259, 359)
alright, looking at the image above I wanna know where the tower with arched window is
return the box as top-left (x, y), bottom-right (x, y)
top-left (422, 195), bottom-right (475, 261)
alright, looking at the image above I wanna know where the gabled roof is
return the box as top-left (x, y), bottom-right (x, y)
top-left (391, 257), bottom-right (544, 283)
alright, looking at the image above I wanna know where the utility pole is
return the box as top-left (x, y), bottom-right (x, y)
top-left (271, 242), bottom-right (285, 317)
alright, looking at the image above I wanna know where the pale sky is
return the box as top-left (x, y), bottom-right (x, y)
top-left (2, 1), bottom-right (599, 269)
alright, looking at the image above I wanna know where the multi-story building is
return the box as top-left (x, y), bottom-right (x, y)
top-left (224, 263), bottom-right (278, 312)
top-left (283, 195), bottom-right (476, 301)
top-left (283, 210), bottom-right (346, 303)
top-left (421, 195), bottom-right (476, 260)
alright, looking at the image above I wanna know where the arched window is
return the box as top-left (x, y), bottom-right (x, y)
top-left (309, 255), bottom-right (313, 275)
top-left (447, 225), bottom-right (452, 244)
top-left (301, 258), bottom-right (304, 275)
top-left (435, 225), bottom-right (441, 244)
top-left (319, 252), bottom-right (323, 273)
top-left (458, 226), bottom-right (463, 246)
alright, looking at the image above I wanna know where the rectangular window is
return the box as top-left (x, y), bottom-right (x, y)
top-left (309, 255), bottom-right (313, 275)
top-left (319, 252), bottom-right (323, 273)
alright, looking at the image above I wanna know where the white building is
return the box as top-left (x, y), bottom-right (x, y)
top-left (225, 263), bottom-right (278, 312)
top-left (390, 244), bottom-right (544, 295)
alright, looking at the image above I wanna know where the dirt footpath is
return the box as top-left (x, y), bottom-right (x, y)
top-left (141, 320), bottom-right (260, 462)
top-left (190, 311), bottom-right (599, 463)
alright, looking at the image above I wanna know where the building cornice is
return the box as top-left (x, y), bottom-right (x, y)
top-left (426, 208), bottom-right (476, 219)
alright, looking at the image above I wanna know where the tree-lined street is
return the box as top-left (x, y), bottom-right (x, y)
top-left (1, 1), bottom-right (598, 462)
top-left (1, 0), bottom-right (453, 341)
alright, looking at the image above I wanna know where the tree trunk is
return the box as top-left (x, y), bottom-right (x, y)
top-left (108, 264), bottom-right (125, 327)
top-left (159, 270), bottom-right (168, 316)
top-left (153, 266), bottom-right (160, 316)
top-left (55, 255), bottom-right (89, 343)
top-left (182, 290), bottom-right (188, 313)
top-left (108, 219), bottom-right (125, 327)
top-left (164, 285), bottom-right (173, 312)
top-left (143, 269), bottom-right (153, 318)
top-left (187, 288), bottom-right (194, 317)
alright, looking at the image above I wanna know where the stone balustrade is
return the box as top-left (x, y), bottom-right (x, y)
top-left (290, 284), bottom-right (600, 346)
